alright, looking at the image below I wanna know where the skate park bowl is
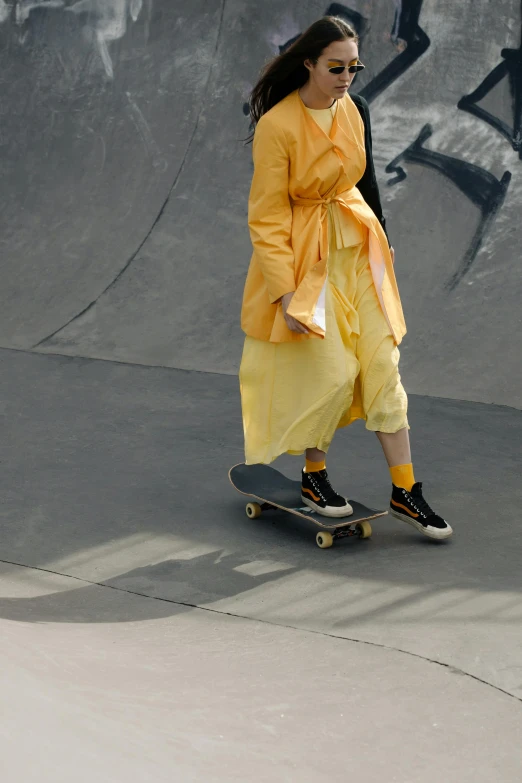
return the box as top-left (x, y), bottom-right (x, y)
top-left (0, 2), bottom-right (521, 781)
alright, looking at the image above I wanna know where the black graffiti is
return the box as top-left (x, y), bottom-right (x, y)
top-left (360, 0), bottom-right (430, 104)
top-left (457, 17), bottom-right (522, 159)
top-left (386, 125), bottom-right (512, 290)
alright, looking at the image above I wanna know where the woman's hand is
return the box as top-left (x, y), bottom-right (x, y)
top-left (390, 246), bottom-right (395, 264)
top-left (281, 292), bottom-right (309, 334)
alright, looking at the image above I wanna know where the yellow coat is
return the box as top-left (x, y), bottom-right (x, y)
top-left (241, 90), bottom-right (407, 345)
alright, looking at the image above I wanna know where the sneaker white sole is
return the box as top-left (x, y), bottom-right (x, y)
top-left (301, 495), bottom-right (354, 519)
top-left (390, 509), bottom-right (453, 540)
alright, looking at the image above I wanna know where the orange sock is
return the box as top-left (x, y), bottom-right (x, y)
top-left (305, 458), bottom-right (326, 473)
top-left (390, 463), bottom-right (415, 491)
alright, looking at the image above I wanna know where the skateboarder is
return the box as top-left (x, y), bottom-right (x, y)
top-left (239, 16), bottom-right (452, 540)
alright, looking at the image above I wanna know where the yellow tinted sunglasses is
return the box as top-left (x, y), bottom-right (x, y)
top-left (327, 59), bottom-right (365, 74)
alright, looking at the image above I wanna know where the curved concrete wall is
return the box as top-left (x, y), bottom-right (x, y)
top-left (1, 0), bottom-right (521, 408)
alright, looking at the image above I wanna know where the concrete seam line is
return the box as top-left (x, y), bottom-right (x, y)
top-left (2, 344), bottom-right (522, 413)
top-left (1, 556), bottom-right (520, 706)
top-left (11, 344), bottom-right (236, 378)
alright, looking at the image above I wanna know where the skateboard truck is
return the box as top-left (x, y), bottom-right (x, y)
top-left (245, 499), bottom-right (373, 548)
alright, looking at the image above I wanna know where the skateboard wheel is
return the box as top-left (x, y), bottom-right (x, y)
top-left (356, 520), bottom-right (372, 539)
top-left (316, 532), bottom-right (333, 549)
top-left (245, 502), bottom-right (262, 519)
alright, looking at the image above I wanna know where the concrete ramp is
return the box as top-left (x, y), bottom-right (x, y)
top-left (1, 0), bottom-right (521, 408)
top-left (0, 0), bottom-right (223, 346)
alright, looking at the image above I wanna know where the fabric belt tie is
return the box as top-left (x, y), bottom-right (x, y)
top-left (292, 189), bottom-right (362, 261)
top-left (290, 188), bottom-right (397, 341)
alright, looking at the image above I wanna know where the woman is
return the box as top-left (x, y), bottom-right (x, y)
top-left (239, 16), bottom-right (452, 540)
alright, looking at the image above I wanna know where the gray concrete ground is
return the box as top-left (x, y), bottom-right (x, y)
top-left (0, 0), bottom-right (521, 780)
top-left (0, 348), bottom-right (521, 780)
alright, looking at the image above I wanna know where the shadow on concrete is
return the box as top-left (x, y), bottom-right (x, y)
top-left (0, 348), bottom-right (520, 632)
top-left (0, 551), bottom-right (296, 624)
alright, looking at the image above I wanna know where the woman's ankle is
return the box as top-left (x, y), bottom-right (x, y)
top-left (305, 448), bottom-right (326, 473)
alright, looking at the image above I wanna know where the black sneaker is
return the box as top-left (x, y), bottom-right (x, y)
top-left (390, 482), bottom-right (453, 540)
top-left (301, 468), bottom-right (353, 518)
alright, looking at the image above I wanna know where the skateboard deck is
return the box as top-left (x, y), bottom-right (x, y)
top-left (229, 463), bottom-right (387, 548)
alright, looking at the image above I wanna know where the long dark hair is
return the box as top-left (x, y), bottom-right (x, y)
top-left (247, 16), bottom-right (358, 141)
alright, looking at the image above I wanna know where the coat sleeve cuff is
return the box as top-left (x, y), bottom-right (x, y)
top-left (268, 281), bottom-right (296, 305)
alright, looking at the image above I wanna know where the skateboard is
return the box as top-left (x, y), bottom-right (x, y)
top-left (229, 463), bottom-right (387, 549)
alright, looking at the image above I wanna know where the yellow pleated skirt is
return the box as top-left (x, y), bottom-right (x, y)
top-left (239, 222), bottom-right (409, 465)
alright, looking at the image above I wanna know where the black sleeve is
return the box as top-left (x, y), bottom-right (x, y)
top-left (350, 92), bottom-right (390, 246)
